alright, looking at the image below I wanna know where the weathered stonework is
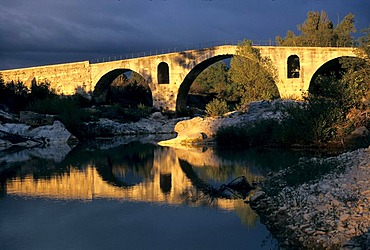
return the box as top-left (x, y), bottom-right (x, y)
top-left (1, 61), bottom-right (91, 95)
top-left (0, 45), bottom-right (360, 110)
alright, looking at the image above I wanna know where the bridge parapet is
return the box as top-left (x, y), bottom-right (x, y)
top-left (88, 40), bottom-right (277, 64)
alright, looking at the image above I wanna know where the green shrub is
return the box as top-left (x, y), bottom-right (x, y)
top-left (122, 104), bottom-right (152, 122)
top-left (0, 80), bottom-right (29, 112)
top-left (216, 119), bottom-right (279, 148)
top-left (276, 98), bottom-right (343, 145)
top-left (29, 80), bottom-right (56, 100)
top-left (205, 99), bottom-right (229, 117)
top-left (27, 97), bottom-right (90, 135)
top-left (95, 103), bottom-right (152, 122)
top-left (137, 103), bottom-right (152, 117)
top-left (0, 78), bottom-right (60, 113)
top-left (215, 98), bottom-right (346, 148)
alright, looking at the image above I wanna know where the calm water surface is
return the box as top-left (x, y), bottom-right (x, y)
top-left (0, 136), bottom-right (310, 250)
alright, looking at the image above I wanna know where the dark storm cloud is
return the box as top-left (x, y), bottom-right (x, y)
top-left (1, 0), bottom-right (369, 69)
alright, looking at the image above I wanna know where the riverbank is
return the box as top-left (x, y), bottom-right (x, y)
top-left (249, 146), bottom-right (370, 249)
top-left (0, 110), bottom-right (185, 148)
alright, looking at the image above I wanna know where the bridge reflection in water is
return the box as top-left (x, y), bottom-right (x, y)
top-left (4, 145), bottom-right (264, 226)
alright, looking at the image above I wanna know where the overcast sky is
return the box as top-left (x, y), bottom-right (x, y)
top-left (1, 0), bottom-right (369, 70)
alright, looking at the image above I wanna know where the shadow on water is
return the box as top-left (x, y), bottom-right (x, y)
top-left (0, 137), bottom-right (283, 249)
top-left (83, 142), bottom-right (156, 188)
top-left (214, 146), bottom-right (329, 173)
top-left (179, 159), bottom-right (254, 200)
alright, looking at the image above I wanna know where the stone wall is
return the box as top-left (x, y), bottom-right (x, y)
top-left (258, 46), bottom-right (358, 99)
top-left (1, 61), bottom-right (91, 95)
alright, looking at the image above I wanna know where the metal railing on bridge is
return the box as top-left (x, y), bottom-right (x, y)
top-left (89, 39), bottom-right (277, 64)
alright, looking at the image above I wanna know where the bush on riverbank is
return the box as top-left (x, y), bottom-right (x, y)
top-left (27, 96), bottom-right (91, 136)
top-left (216, 64), bottom-right (370, 149)
top-left (215, 99), bottom-right (341, 148)
top-left (27, 98), bottom-right (154, 137)
top-left (0, 76), bottom-right (156, 137)
top-left (205, 99), bottom-right (229, 117)
top-left (93, 103), bottom-right (152, 122)
top-left (216, 97), bottom-right (369, 149)
top-left (216, 119), bottom-right (278, 147)
top-left (0, 78), bottom-right (58, 112)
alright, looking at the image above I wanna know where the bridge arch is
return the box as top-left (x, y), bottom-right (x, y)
top-left (308, 55), bottom-right (361, 93)
top-left (176, 55), bottom-right (233, 113)
top-left (93, 68), bottom-right (152, 106)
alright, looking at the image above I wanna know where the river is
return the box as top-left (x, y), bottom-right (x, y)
top-left (0, 136), bottom-right (315, 249)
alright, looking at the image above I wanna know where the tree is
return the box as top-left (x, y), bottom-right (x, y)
top-left (339, 26), bottom-right (370, 117)
top-left (228, 40), bottom-right (280, 104)
top-left (276, 30), bottom-right (298, 47)
top-left (337, 26), bottom-right (370, 110)
top-left (29, 79), bottom-right (56, 100)
top-left (190, 62), bottom-right (229, 95)
top-left (358, 26), bottom-right (370, 60)
top-left (334, 13), bottom-right (357, 47)
top-left (301, 27), bottom-right (370, 144)
top-left (276, 11), bottom-right (356, 47)
top-left (109, 71), bottom-right (152, 107)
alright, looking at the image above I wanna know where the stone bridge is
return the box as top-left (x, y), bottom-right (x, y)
top-left (0, 45), bottom-right (360, 111)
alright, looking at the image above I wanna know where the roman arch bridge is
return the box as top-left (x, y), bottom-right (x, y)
top-left (0, 45), bottom-right (360, 111)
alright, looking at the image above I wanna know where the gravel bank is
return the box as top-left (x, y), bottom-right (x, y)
top-left (249, 146), bottom-right (370, 249)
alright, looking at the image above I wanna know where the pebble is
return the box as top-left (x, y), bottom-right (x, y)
top-left (340, 214), bottom-right (350, 221)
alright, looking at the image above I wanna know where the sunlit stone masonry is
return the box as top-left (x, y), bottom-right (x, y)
top-left (249, 146), bottom-right (370, 249)
top-left (0, 45), bottom-right (359, 111)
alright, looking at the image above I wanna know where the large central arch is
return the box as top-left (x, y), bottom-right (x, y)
top-left (176, 55), bottom-right (233, 113)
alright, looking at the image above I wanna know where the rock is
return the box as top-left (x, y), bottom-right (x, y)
top-left (249, 191), bottom-right (266, 204)
top-left (159, 100), bottom-right (289, 145)
top-left (0, 110), bottom-right (17, 122)
top-left (332, 199), bottom-right (340, 206)
top-left (84, 117), bottom-right (186, 137)
top-left (180, 133), bottom-right (206, 144)
top-left (303, 214), bottom-right (311, 221)
top-left (174, 116), bottom-right (219, 139)
top-left (223, 110), bottom-right (241, 118)
top-left (30, 121), bottom-right (77, 144)
top-left (0, 121), bottom-right (77, 147)
top-left (346, 228), bottom-right (357, 235)
top-left (0, 139), bottom-right (11, 148)
top-left (149, 112), bottom-right (165, 120)
top-left (244, 100), bottom-right (271, 113)
top-left (340, 214), bottom-right (350, 222)
top-left (159, 116), bottom-right (220, 145)
top-left (350, 126), bottom-right (369, 138)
